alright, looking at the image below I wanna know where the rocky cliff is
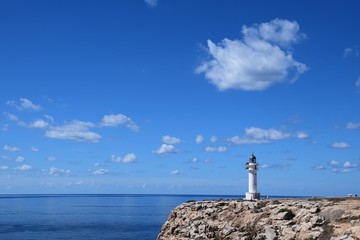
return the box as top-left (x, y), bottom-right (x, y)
top-left (157, 198), bottom-right (360, 240)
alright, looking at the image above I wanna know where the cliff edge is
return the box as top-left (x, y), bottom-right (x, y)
top-left (157, 198), bottom-right (360, 240)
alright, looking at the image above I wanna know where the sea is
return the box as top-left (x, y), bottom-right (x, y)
top-left (0, 194), bottom-right (242, 240)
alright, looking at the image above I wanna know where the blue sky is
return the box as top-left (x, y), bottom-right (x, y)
top-left (0, 0), bottom-right (359, 196)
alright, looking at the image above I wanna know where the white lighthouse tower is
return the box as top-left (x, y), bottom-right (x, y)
top-left (245, 153), bottom-right (260, 200)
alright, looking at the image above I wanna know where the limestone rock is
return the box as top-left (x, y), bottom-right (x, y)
top-left (157, 198), bottom-right (360, 240)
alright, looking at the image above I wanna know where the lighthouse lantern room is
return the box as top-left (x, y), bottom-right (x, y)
top-left (245, 153), bottom-right (260, 200)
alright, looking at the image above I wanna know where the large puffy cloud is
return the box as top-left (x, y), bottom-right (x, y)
top-left (196, 19), bottom-right (307, 91)
top-left (45, 120), bottom-right (102, 142)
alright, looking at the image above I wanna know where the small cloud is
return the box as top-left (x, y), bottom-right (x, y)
top-left (227, 127), bottom-right (306, 145)
top-left (346, 122), bottom-right (360, 129)
top-left (0, 166), bottom-right (9, 170)
top-left (13, 164), bottom-right (32, 172)
top-left (195, 135), bottom-right (204, 144)
top-left (204, 146), bottom-right (228, 152)
top-left (144, 0), bottom-right (158, 7)
top-left (170, 169), bottom-right (180, 175)
top-left (7, 98), bottom-right (41, 111)
top-left (196, 18), bottom-right (307, 91)
top-left (48, 156), bottom-right (56, 162)
top-left (210, 136), bottom-right (218, 143)
top-left (1, 124), bottom-right (9, 131)
top-left (343, 46), bottom-right (360, 58)
top-left (356, 78), bottom-right (360, 89)
top-left (1, 155), bottom-right (11, 161)
top-left (45, 120), bottom-right (101, 142)
top-left (111, 153), bottom-right (137, 163)
top-left (49, 167), bottom-right (71, 176)
top-left (312, 164), bottom-right (326, 170)
top-left (91, 169), bottom-right (109, 175)
top-left (15, 156), bottom-right (25, 162)
top-left (344, 161), bottom-right (358, 168)
top-left (153, 144), bottom-right (178, 154)
top-left (122, 153), bottom-right (137, 163)
top-left (260, 163), bottom-right (289, 170)
top-left (330, 142), bottom-right (351, 149)
top-left (29, 119), bottom-right (49, 128)
top-left (296, 131), bottom-right (309, 139)
top-left (3, 145), bottom-right (20, 152)
top-left (329, 160), bottom-right (339, 166)
top-left (162, 135), bottom-right (182, 144)
top-left (246, 127), bottom-right (291, 140)
top-left (332, 168), bottom-right (352, 173)
top-left (100, 114), bottom-right (139, 132)
top-left (31, 146), bottom-right (39, 152)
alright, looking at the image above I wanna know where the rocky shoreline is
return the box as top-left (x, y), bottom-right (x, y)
top-left (157, 197), bottom-right (360, 240)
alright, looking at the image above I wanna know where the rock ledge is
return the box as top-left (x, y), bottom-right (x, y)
top-left (157, 198), bottom-right (360, 240)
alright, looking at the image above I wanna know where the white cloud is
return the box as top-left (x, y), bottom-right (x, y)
top-left (330, 142), bottom-right (351, 149)
top-left (0, 166), bottom-right (9, 170)
top-left (356, 78), bottom-right (360, 89)
top-left (329, 160), bottom-right (339, 166)
top-left (1, 155), bottom-right (11, 161)
top-left (228, 127), bottom-right (309, 145)
top-left (332, 168), bottom-right (352, 173)
top-left (346, 122), bottom-right (360, 129)
top-left (13, 164), bottom-right (32, 172)
top-left (100, 114), bottom-right (139, 132)
top-left (15, 156), bottom-right (25, 162)
top-left (343, 46), bottom-right (360, 58)
top-left (227, 136), bottom-right (268, 145)
top-left (144, 0), bottom-right (158, 7)
top-left (204, 146), bottom-right (228, 152)
top-left (162, 135), bottom-right (182, 144)
top-left (123, 153), bottom-right (137, 163)
top-left (29, 119), bottom-right (49, 128)
top-left (3, 145), bottom-right (20, 152)
top-left (49, 167), bottom-right (71, 176)
top-left (210, 136), bottom-right (218, 143)
top-left (344, 161), bottom-right (358, 168)
top-left (196, 18), bottom-right (307, 91)
top-left (31, 146), bottom-right (39, 152)
top-left (45, 120), bottom-right (101, 142)
top-left (245, 127), bottom-right (291, 140)
top-left (48, 156), bottom-right (56, 162)
top-left (91, 169), bottom-right (109, 175)
top-left (7, 98), bottom-right (41, 111)
top-left (312, 164), bottom-right (326, 170)
top-left (296, 131), bottom-right (309, 139)
top-left (4, 112), bottom-right (18, 121)
top-left (111, 153), bottom-right (137, 163)
top-left (260, 163), bottom-right (289, 170)
top-left (153, 144), bottom-right (178, 154)
top-left (195, 135), bottom-right (204, 144)
top-left (170, 169), bottom-right (180, 175)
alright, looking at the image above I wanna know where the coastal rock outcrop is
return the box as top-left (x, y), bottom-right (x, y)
top-left (157, 198), bottom-right (360, 240)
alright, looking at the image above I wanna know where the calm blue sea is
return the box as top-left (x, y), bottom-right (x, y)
top-left (0, 194), bottom-right (241, 240)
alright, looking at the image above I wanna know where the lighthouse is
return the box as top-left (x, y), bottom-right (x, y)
top-left (245, 153), bottom-right (260, 200)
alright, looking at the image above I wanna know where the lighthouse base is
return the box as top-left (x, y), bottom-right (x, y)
top-left (245, 192), bottom-right (260, 200)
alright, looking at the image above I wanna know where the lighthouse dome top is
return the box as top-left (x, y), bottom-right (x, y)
top-left (249, 153), bottom-right (256, 163)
